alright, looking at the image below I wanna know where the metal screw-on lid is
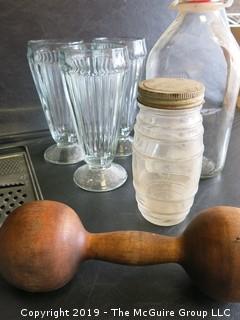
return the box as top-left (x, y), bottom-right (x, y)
top-left (138, 78), bottom-right (205, 110)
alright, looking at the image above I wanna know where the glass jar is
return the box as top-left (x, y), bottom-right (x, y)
top-left (133, 78), bottom-right (205, 226)
top-left (146, 0), bottom-right (240, 178)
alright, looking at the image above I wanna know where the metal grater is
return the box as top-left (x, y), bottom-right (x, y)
top-left (0, 146), bottom-right (43, 226)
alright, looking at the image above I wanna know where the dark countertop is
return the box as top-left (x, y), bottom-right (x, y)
top-left (0, 113), bottom-right (240, 320)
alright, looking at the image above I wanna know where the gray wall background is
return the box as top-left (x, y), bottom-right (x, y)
top-left (0, 0), bottom-right (239, 138)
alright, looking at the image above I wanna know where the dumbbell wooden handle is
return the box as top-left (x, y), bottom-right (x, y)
top-left (87, 232), bottom-right (183, 265)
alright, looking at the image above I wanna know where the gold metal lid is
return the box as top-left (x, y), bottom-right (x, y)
top-left (138, 78), bottom-right (205, 109)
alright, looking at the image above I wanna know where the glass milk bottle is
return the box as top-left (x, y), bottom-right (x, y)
top-left (146, 0), bottom-right (240, 178)
top-left (133, 78), bottom-right (205, 226)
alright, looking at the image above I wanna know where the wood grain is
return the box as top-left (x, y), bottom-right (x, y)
top-left (1, 201), bottom-right (240, 303)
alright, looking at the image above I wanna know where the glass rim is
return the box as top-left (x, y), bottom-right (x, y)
top-left (92, 37), bottom-right (146, 44)
top-left (60, 42), bottom-right (129, 56)
top-left (28, 39), bottom-right (84, 49)
top-left (92, 37), bottom-right (147, 58)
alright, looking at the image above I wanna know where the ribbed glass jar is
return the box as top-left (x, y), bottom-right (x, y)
top-left (133, 78), bottom-right (205, 226)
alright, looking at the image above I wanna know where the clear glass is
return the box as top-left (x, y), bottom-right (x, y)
top-left (146, 2), bottom-right (240, 178)
top-left (27, 40), bottom-right (84, 165)
top-left (60, 43), bottom-right (129, 192)
top-left (93, 37), bottom-right (147, 157)
top-left (133, 104), bottom-right (204, 226)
